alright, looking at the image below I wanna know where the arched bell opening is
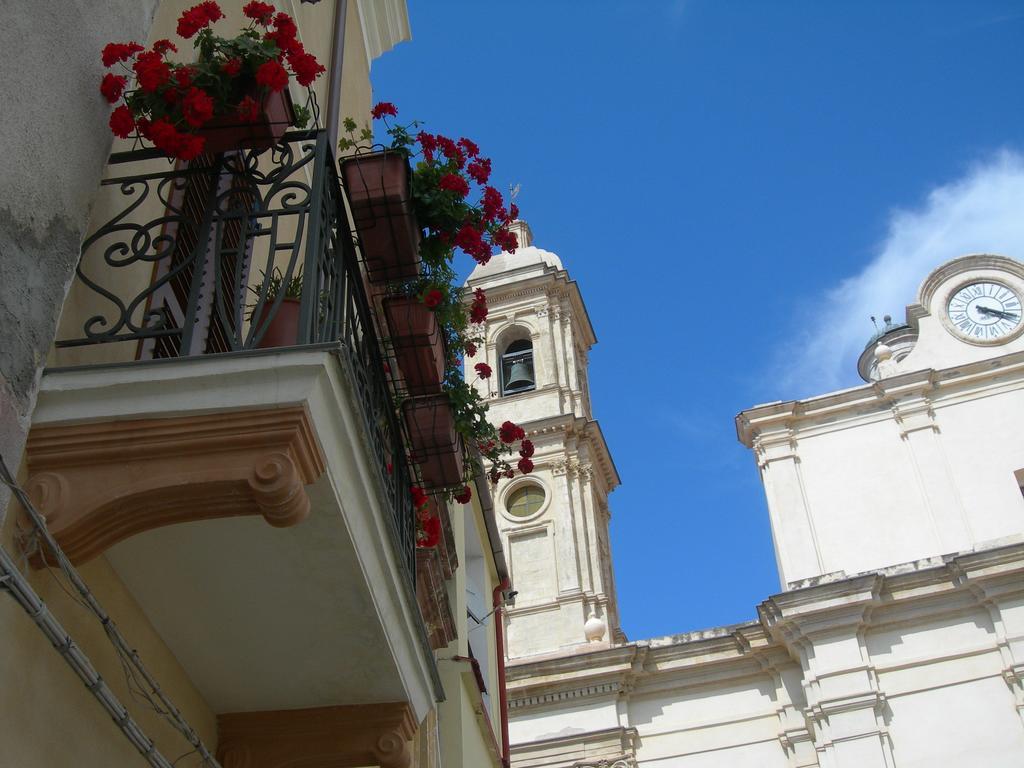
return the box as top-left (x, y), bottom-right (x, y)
top-left (500, 338), bottom-right (536, 396)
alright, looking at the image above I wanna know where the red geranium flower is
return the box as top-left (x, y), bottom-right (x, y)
top-left (509, 202), bottom-right (520, 220)
top-left (474, 362), bottom-right (492, 379)
top-left (436, 136), bottom-right (465, 168)
top-left (177, 134), bottom-right (206, 162)
top-left (182, 87), bottom-right (214, 128)
top-left (481, 186), bottom-right (505, 222)
top-left (410, 485), bottom-right (429, 509)
top-left (109, 105), bottom-right (135, 138)
top-left (492, 226), bottom-right (519, 254)
top-left (417, 131), bottom-right (436, 153)
top-left (465, 341), bottom-right (477, 357)
top-left (467, 157), bottom-right (491, 185)
top-left (243, 0), bottom-right (275, 24)
top-left (133, 51), bottom-right (170, 93)
top-left (152, 39), bottom-right (177, 55)
top-left (423, 288), bottom-right (443, 309)
top-left (287, 50), bottom-right (325, 87)
top-left (458, 137), bottom-right (479, 157)
top-left (237, 95), bottom-right (261, 123)
top-left (519, 439), bottom-right (535, 458)
top-left (418, 515), bottom-right (441, 548)
top-left (101, 42), bottom-right (144, 67)
top-left (453, 486), bottom-right (472, 504)
top-left (173, 66), bottom-right (194, 88)
top-left (221, 57), bottom-right (242, 77)
top-left (100, 73), bottom-right (127, 103)
top-left (470, 288), bottom-right (488, 324)
top-left (517, 457), bottom-right (534, 475)
top-left (255, 59), bottom-right (289, 92)
top-left (371, 102), bottom-right (398, 119)
top-left (177, 1), bottom-right (222, 38)
top-left (438, 173), bottom-right (469, 197)
top-left (499, 421), bottom-right (525, 444)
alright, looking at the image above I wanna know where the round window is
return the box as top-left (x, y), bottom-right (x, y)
top-left (506, 484), bottom-right (546, 518)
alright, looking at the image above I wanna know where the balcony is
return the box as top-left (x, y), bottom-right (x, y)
top-left (24, 130), bottom-right (454, 757)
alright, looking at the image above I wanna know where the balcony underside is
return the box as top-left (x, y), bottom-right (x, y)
top-left (26, 345), bottom-right (437, 719)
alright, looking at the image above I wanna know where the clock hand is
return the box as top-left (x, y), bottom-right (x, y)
top-left (976, 305), bottom-right (1018, 321)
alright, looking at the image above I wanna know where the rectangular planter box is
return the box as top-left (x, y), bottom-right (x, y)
top-left (383, 296), bottom-right (445, 396)
top-left (199, 87), bottom-right (295, 155)
top-left (402, 395), bottom-right (464, 489)
top-left (340, 151), bottom-right (421, 284)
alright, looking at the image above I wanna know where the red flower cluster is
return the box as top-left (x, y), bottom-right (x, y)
top-left (465, 341), bottom-right (477, 357)
top-left (266, 12), bottom-right (300, 54)
top-left (141, 117), bottom-right (206, 161)
top-left (243, 0), bottom-right (275, 24)
top-left (467, 157), bottom-right (491, 185)
top-left (458, 137), bottom-right (479, 157)
top-left (520, 439), bottom-right (535, 458)
top-left (100, 74), bottom-right (127, 103)
top-left (256, 59), bottom-right (289, 92)
top-left (499, 421), bottom-right (526, 444)
top-left (455, 223), bottom-right (490, 265)
top-left (100, 5), bottom-right (324, 160)
top-left (109, 106), bottom-right (136, 139)
top-left (423, 288), bottom-right (443, 309)
top-left (177, 1), bottom-right (223, 39)
top-left (419, 515), bottom-right (441, 548)
top-left (453, 486), bottom-right (472, 504)
top-left (439, 174), bottom-right (470, 198)
top-left (134, 51), bottom-right (170, 93)
top-left (470, 288), bottom-right (488, 324)
top-left (410, 486), bottom-right (429, 509)
top-left (371, 102), bottom-right (398, 119)
top-left (182, 87), bottom-right (214, 128)
top-left (288, 50), bottom-right (325, 87)
top-left (101, 41), bottom-right (144, 67)
top-left (237, 96), bottom-right (261, 123)
top-left (474, 362), bottom-right (492, 379)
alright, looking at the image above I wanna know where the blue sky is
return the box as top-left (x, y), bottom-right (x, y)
top-left (371, 1), bottom-right (1024, 640)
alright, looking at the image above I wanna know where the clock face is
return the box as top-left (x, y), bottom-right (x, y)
top-left (946, 281), bottom-right (1022, 342)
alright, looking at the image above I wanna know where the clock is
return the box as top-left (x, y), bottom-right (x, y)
top-left (946, 281), bottom-right (1022, 342)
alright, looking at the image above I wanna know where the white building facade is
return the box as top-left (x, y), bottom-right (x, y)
top-left (474, 243), bottom-right (1024, 768)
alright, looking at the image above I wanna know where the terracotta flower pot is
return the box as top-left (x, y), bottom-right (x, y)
top-left (402, 395), bottom-right (464, 489)
top-left (383, 296), bottom-right (445, 396)
top-left (198, 86), bottom-right (295, 155)
top-left (255, 297), bottom-right (301, 348)
top-left (340, 151), bottom-right (421, 283)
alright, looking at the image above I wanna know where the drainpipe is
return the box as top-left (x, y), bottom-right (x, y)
top-left (324, 0), bottom-right (349, 143)
top-left (492, 578), bottom-right (511, 768)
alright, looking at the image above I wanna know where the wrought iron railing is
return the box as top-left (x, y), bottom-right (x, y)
top-left (59, 130), bottom-right (416, 580)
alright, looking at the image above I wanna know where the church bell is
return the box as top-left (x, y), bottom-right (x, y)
top-left (505, 360), bottom-right (535, 390)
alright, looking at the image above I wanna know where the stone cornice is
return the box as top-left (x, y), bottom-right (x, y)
top-left (736, 349), bottom-right (1024, 447)
top-left (510, 542), bottom-right (1024, 712)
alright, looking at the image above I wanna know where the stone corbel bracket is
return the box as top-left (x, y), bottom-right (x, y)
top-left (23, 405), bottom-right (326, 567)
top-left (217, 702), bottom-right (417, 768)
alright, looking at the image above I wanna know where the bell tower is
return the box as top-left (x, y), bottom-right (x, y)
top-left (466, 222), bottom-right (623, 659)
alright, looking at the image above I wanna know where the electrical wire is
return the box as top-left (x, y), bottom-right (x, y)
top-left (0, 453), bottom-right (220, 767)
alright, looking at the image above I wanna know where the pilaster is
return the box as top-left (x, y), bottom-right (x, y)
top-left (752, 424), bottom-right (824, 586)
top-left (761, 575), bottom-right (895, 768)
top-left (888, 390), bottom-right (973, 554)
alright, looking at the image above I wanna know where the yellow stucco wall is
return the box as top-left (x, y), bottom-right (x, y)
top-left (0, 464), bottom-right (216, 767)
top-left (436, 496), bottom-right (504, 767)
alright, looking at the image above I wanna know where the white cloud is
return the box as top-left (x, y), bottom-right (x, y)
top-left (774, 150), bottom-right (1024, 399)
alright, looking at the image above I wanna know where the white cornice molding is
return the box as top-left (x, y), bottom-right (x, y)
top-left (508, 542), bottom-right (1024, 712)
top-left (736, 349), bottom-right (1024, 447)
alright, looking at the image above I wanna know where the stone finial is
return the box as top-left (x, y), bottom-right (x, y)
top-left (509, 219), bottom-right (533, 249)
top-left (875, 342), bottom-right (899, 379)
top-left (584, 610), bottom-right (607, 643)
